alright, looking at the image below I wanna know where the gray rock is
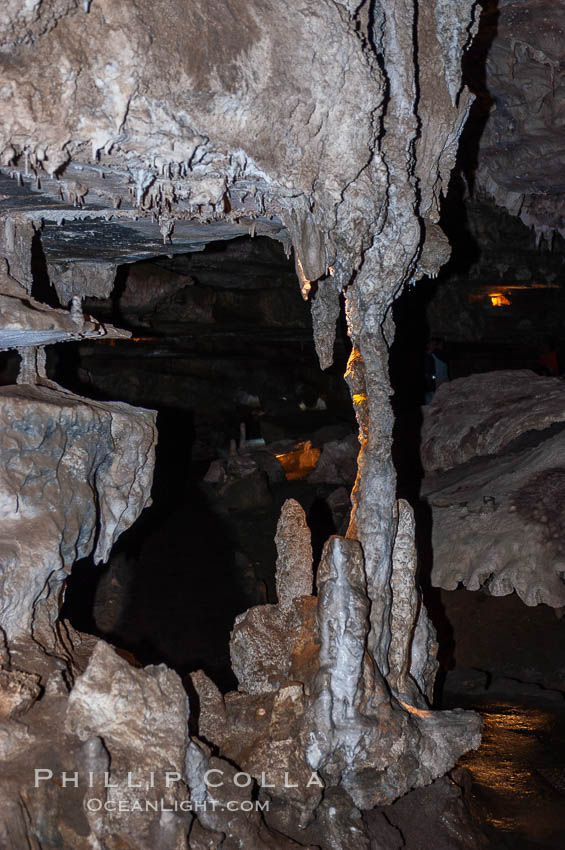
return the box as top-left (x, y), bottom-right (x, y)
top-left (0, 384), bottom-right (156, 648)
top-left (423, 375), bottom-right (565, 607)
top-left (308, 434), bottom-right (358, 486)
top-left (66, 641), bottom-right (189, 768)
top-left (422, 370), bottom-right (565, 473)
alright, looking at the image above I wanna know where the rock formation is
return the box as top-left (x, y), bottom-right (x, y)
top-left (0, 1), bottom-right (488, 847)
top-left (423, 371), bottom-right (565, 607)
top-left (195, 499), bottom-right (480, 845)
top-left (422, 370), bottom-right (565, 472)
top-left (468, 0), bottom-right (565, 243)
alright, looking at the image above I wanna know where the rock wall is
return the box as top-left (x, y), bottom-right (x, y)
top-left (423, 371), bottom-right (565, 608)
top-left (468, 0), bottom-right (565, 243)
top-left (0, 1), bottom-right (486, 847)
top-left (0, 382), bottom-right (156, 649)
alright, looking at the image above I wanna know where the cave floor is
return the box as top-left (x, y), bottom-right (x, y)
top-left (441, 590), bottom-right (565, 849)
top-left (452, 696), bottom-right (565, 849)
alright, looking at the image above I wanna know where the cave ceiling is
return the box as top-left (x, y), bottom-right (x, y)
top-left (0, 165), bottom-right (287, 264)
top-left (0, 0), bottom-right (561, 295)
top-left (466, 0), bottom-right (565, 241)
top-left (1, 1), bottom-right (549, 846)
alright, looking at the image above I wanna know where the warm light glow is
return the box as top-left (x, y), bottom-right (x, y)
top-left (275, 440), bottom-right (321, 480)
top-left (469, 281), bottom-right (559, 305)
top-left (489, 292), bottom-right (512, 307)
top-left (469, 281), bottom-right (559, 306)
top-left (353, 393), bottom-right (368, 406)
top-left (296, 256), bottom-right (312, 300)
top-left (398, 700), bottom-right (433, 718)
top-left (457, 704), bottom-right (553, 832)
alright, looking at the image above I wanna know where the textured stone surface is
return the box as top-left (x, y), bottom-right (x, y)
top-left (388, 500), bottom-right (438, 703)
top-left (308, 433), bottom-right (358, 486)
top-left (0, 668), bottom-right (41, 719)
top-left (185, 739), bottom-right (310, 849)
top-left (367, 773), bottom-right (491, 850)
top-left (66, 641), bottom-right (188, 767)
top-left (0, 640), bottom-right (191, 850)
top-left (422, 370), bottom-right (565, 606)
top-left (0, 0), bottom-right (382, 293)
top-left (274, 499), bottom-right (313, 608)
top-left (223, 502), bottom-right (481, 833)
top-left (307, 535), bottom-right (481, 810)
top-left (47, 261), bottom-right (117, 307)
top-left (0, 0), bottom-right (487, 845)
top-left (119, 261), bottom-right (196, 314)
top-left (421, 370), bottom-right (565, 472)
top-left (0, 384), bottom-right (156, 645)
top-left (230, 499), bottom-right (316, 694)
top-left (425, 425), bottom-right (565, 607)
top-left (470, 0), bottom-right (565, 241)
top-left (0, 291), bottom-right (129, 351)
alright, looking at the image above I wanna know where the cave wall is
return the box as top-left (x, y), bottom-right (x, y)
top-left (468, 0), bottom-right (565, 242)
top-left (410, 0), bottom-right (565, 366)
top-left (426, 195), bottom-right (565, 356)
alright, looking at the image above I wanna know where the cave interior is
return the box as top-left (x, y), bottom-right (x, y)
top-left (1, 1), bottom-right (565, 849)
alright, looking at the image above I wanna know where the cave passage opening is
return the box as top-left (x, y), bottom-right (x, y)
top-left (54, 235), bottom-right (356, 691)
top-left (388, 172), bottom-right (565, 701)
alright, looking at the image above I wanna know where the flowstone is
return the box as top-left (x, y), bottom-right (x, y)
top-left (0, 383), bottom-right (156, 650)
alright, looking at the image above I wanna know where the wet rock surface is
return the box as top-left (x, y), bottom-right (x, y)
top-left (446, 691), bottom-right (565, 850)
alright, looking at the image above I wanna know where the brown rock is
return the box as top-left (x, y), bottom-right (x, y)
top-left (0, 668), bottom-right (41, 719)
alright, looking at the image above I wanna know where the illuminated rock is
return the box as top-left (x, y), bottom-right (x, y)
top-left (0, 383), bottom-right (156, 648)
top-left (424, 372), bottom-right (565, 606)
top-left (218, 501), bottom-right (480, 831)
top-left (422, 370), bottom-right (565, 473)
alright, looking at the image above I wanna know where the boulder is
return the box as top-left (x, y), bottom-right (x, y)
top-left (308, 434), bottom-right (358, 485)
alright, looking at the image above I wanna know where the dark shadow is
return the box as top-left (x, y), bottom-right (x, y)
top-left (390, 285), bottom-right (456, 706)
top-left (458, 0), bottom-right (500, 194)
top-left (387, 2), bottom-right (501, 706)
top-left (61, 402), bottom-right (246, 692)
top-left (56, 238), bottom-right (353, 694)
top-left (431, 1), bottom-right (500, 282)
top-left (0, 350), bottom-right (20, 385)
top-left (307, 497), bottom-right (337, 581)
top-left (109, 263), bottom-right (129, 326)
top-left (30, 229), bottom-right (60, 307)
